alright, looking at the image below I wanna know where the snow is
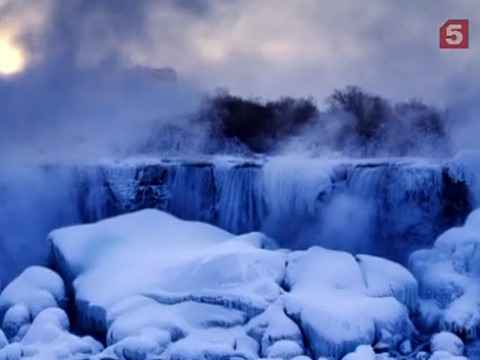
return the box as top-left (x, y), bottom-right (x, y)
top-left (0, 308), bottom-right (103, 360)
top-left (0, 266), bottom-right (65, 341)
top-left (245, 299), bottom-right (304, 357)
top-left (264, 339), bottom-right (304, 359)
top-left (2, 305), bottom-right (30, 341)
top-left (46, 209), bottom-right (421, 359)
top-left (50, 210), bottom-right (286, 336)
top-left (430, 332), bottom-right (464, 356)
top-left (0, 330), bottom-right (6, 350)
top-left (447, 150), bottom-right (480, 207)
top-left (428, 351), bottom-right (468, 360)
top-left (409, 208), bottom-right (480, 337)
top-left (283, 247), bottom-right (415, 359)
top-left (158, 327), bottom-right (259, 360)
top-left (341, 345), bottom-right (376, 360)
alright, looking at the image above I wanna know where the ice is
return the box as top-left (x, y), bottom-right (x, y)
top-left (356, 254), bottom-right (418, 311)
top-left (245, 299), bottom-right (305, 357)
top-left (428, 351), bottom-right (469, 360)
top-left (0, 309), bottom-right (102, 360)
top-left (214, 164), bottom-right (265, 234)
top-left (0, 343), bottom-right (21, 360)
top-left (2, 305), bottom-right (30, 341)
top-left (0, 330), bottom-right (6, 350)
top-left (48, 209), bottom-right (421, 359)
top-left (447, 150), bottom-right (480, 207)
top-left (264, 339), bottom-right (304, 359)
top-left (283, 247), bottom-right (415, 359)
top-left (0, 266), bottom-right (65, 340)
top-left (261, 156), bottom-right (334, 219)
top-left (106, 298), bottom-right (247, 346)
top-left (408, 209), bottom-right (480, 337)
top-left (50, 210), bottom-right (286, 336)
top-left (159, 327), bottom-right (259, 360)
top-left (49, 208), bottom-right (232, 282)
top-left (430, 332), bottom-right (464, 356)
top-left (341, 345), bottom-right (376, 360)
top-left (169, 165), bottom-right (216, 224)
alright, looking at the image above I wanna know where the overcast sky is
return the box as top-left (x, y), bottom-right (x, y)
top-left (2, 0), bottom-right (479, 101)
top-left (0, 0), bottom-right (479, 157)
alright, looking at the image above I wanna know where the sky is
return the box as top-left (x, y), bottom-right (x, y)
top-left (0, 0), bottom-right (479, 157)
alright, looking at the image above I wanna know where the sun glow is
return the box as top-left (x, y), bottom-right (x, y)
top-left (0, 38), bottom-right (26, 75)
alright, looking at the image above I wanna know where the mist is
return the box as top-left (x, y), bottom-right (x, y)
top-left (1, 0), bottom-right (480, 161)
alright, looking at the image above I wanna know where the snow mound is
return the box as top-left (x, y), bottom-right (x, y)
top-left (341, 345), bottom-right (375, 360)
top-left (49, 209), bottom-right (233, 282)
top-left (0, 308), bottom-right (102, 360)
top-left (245, 299), bottom-right (305, 357)
top-left (284, 247), bottom-right (416, 359)
top-left (50, 210), bottom-right (286, 335)
top-left (409, 209), bottom-right (480, 337)
top-left (0, 266), bottom-right (65, 341)
top-left (159, 327), bottom-right (259, 360)
top-left (430, 332), bottom-right (464, 356)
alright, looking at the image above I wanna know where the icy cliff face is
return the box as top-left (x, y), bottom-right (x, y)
top-left (0, 155), bottom-right (477, 287)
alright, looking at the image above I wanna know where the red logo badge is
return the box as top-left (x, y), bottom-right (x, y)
top-left (440, 20), bottom-right (469, 49)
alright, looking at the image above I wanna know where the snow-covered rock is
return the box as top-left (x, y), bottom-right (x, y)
top-left (341, 345), bottom-right (375, 360)
top-left (48, 209), bottom-right (418, 359)
top-left (0, 308), bottom-right (102, 360)
top-left (430, 332), bottom-right (464, 356)
top-left (245, 299), bottom-right (304, 357)
top-left (0, 266), bottom-right (65, 341)
top-left (283, 247), bottom-right (416, 359)
top-left (409, 209), bottom-right (480, 337)
top-left (428, 350), bottom-right (468, 360)
top-left (154, 327), bottom-right (259, 360)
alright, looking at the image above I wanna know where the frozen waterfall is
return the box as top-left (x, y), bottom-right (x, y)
top-left (0, 155), bottom-right (478, 287)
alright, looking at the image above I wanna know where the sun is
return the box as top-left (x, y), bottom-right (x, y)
top-left (0, 38), bottom-right (26, 76)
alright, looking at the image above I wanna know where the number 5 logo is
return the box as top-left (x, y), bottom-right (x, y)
top-left (440, 19), bottom-right (469, 49)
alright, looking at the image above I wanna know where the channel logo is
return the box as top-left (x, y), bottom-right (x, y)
top-left (439, 19), bottom-right (469, 49)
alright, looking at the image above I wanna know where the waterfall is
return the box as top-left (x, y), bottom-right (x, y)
top-left (0, 155), bottom-right (477, 287)
top-left (215, 163), bottom-right (265, 234)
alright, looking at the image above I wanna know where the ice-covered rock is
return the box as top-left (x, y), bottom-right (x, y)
top-left (50, 210), bottom-right (286, 335)
top-left (159, 327), bottom-right (259, 360)
top-left (245, 299), bottom-right (304, 356)
top-left (430, 332), bottom-right (464, 356)
top-left (284, 247), bottom-right (416, 359)
top-left (264, 339), bottom-right (304, 359)
top-left (0, 266), bottom-right (65, 316)
top-left (0, 308), bottom-right (102, 360)
top-left (0, 266), bottom-right (65, 341)
top-left (409, 209), bottom-right (480, 337)
top-left (49, 209), bottom-right (419, 359)
top-left (428, 350), bottom-right (468, 360)
top-left (1, 305), bottom-right (30, 341)
top-left (341, 345), bottom-right (375, 360)
top-left (0, 343), bottom-right (21, 360)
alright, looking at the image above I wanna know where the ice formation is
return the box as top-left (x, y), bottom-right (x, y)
top-left (409, 209), bottom-right (480, 338)
top-left (46, 209), bottom-right (419, 359)
top-left (0, 268), bottom-right (102, 359)
top-left (283, 247), bottom-right (416, 359)
top-left (430, 332), bottom-right (465, 356)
